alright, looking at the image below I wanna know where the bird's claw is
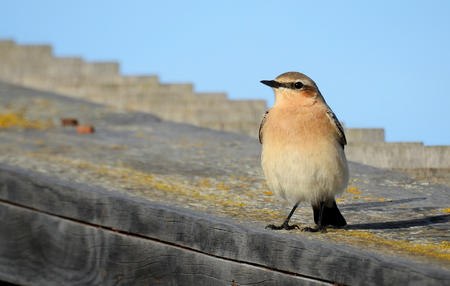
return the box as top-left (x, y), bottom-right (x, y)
top-left (265, 223), bottom-right (299, 231)
top-left (301, 226), bottom-right (327, 233)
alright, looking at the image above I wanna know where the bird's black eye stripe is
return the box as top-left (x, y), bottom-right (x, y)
top-left (274, 81), bottom-right (305, 89)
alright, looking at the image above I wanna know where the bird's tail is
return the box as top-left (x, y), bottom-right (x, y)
top-left (313, 200), bottom-right (347, 227)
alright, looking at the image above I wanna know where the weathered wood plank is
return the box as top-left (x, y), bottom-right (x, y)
top-left (0, 165), bottom-right (448, 286)
top-left (0, 201), bottom-right (327, 286)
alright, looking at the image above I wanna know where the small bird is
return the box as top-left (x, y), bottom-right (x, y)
top-left (259, 72), bottom-right (348, 232)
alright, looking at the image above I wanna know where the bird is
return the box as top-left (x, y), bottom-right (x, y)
top-left (259, 72), bottom-right (348, 232)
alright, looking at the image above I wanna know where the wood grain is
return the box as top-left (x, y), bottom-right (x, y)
top-left (0, 164), bottom-right (449, 285)
top-left (0, 202), bottom-right (326, 286)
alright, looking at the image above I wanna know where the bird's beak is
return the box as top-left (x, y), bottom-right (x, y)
top-left (260, 80), bottom-right (280, 88)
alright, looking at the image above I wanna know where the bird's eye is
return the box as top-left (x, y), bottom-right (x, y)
top-left (294, 82), bottom-right (304, 89)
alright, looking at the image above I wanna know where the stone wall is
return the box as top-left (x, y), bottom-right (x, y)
top-left (0, 40), bottom-right (266, 137)
top-left (345, 142), bottom-right (450, 169)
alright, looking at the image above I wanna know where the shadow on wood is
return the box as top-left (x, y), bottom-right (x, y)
top-left (346, 214), bottom-right (450, 230)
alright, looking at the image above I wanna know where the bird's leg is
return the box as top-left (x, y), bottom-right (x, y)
top-left (302, 201), bottom-right (327, 233)
top-left (266, 202), bottom-right (300, 230)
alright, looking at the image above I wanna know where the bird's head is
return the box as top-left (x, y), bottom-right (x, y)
top-left (261, 72), bottom-right (323, 106)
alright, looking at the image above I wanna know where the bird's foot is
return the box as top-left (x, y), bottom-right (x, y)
top-left (301, 225), bottom-right (327, 233)
top-left (265, 222), bottom-right (299, 231)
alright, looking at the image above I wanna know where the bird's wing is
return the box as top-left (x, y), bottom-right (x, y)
top-left (259, 110), bottom-right (269, 144)
top-left (326, 108), bottom-right (347, 148)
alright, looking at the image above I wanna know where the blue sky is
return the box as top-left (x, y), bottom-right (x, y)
top-left (2, 1), bottom-right (450, 145)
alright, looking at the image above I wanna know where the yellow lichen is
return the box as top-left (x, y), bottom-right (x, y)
top-left (329, 230), bottom-right (450, 261)
top-left (110, 145), bottom-right (126, 150)
top-left (28, 154), bottom-right (256, 214)
top-left (0, 112), bottom-right (50, 129)
top-left (135, 132), bottom-right (153, 140)
top-left (215, 182), bottom-right (231, 191)
top-left (199, 178), bottom-right (212, 187)
top-left (346, 186), bottom-right (361, 195)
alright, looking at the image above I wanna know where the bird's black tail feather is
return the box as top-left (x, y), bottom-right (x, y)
top-left (313, 201), bottom-right (347, 227)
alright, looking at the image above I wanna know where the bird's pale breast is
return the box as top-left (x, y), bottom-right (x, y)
top-left (261, 104), bottom-right (348, 204)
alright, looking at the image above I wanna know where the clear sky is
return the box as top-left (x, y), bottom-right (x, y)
top-left (2, 1), bottom-right (450, 145)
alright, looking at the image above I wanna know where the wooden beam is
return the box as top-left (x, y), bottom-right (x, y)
top-left (0, 165), bottom-right (448, 285)
top-left (0, 201), bottom-right (326, 286)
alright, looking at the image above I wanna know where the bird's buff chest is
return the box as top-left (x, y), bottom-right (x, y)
top-left (261, 105), bottom-right (335, 149)
top-left (260, 106), bottom-right (347, 203)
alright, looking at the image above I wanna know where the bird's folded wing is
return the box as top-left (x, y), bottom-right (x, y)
top-left (259, 110), bottom-right (269, 144)
top-left (326, 108), bottom-right (347, 148)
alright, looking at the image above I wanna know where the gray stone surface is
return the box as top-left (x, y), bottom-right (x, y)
top-left (0, 82), bottom-right (448, 286)
top-left (1, 39), bottom-right (449, 174)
